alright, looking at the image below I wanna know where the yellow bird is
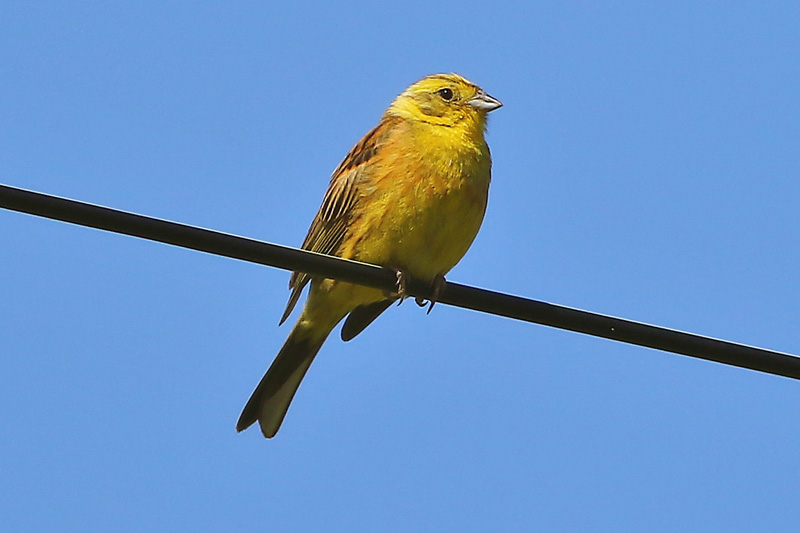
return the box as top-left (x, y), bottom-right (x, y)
top-left (237, 73), bottom-right (502, 438)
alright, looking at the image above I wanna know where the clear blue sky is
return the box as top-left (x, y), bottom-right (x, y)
top-left (2, 3), bottom-right (800, 531)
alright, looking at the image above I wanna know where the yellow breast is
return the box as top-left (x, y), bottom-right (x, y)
top-left (344, 119), bottom-right (491, 282)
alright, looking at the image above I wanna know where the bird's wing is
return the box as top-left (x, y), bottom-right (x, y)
top-left (340, 299), bottom-right (394, 341)
top-left (280, 117), bottom-right (396, 324)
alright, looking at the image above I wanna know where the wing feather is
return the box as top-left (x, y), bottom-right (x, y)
top-left (280, 117), bottom-right (396, 324)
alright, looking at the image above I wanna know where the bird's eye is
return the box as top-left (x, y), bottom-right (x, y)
top-left (437, 87), bottom-right (454, 101)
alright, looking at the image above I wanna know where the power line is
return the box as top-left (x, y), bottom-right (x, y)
top-left (2, 182), bottom-right (799, 380)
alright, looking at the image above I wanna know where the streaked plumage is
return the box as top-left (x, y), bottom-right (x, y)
top-left (237, 73), bottom-right (502, 438)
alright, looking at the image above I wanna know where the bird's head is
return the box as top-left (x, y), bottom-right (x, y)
top-left (387, 73), bottom-right (502, 130)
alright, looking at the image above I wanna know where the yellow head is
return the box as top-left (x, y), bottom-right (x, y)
top-left (386, 73), bottom-right (502, 129)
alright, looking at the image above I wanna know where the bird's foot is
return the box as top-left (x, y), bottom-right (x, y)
top-left (414, 274), bottom-right (446, 315)
top-left (395, 269), bottom-right (410, 305)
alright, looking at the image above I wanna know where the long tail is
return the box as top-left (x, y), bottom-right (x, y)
top-left (236, 319), bottom-right (333, 438)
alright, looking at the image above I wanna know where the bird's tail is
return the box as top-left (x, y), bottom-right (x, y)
top-left (236, 318), bottom-right (333, 438)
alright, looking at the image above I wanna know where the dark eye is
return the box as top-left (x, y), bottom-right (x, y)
top-left (437, 87), bottom-right (454, 101)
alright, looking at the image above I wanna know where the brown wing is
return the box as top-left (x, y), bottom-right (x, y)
top-left (340, 299), bottom-right (394, 341)
top-left (279, 118), bottom-right (395, 324)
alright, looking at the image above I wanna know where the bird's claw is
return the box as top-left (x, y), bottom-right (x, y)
top-left (394, 271), bottom-right (446, 314)
top-left (415, 274), bottom-right (446, 314)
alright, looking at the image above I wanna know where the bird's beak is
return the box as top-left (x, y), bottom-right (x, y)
top-left (469, 90), bottom-right (503, 112)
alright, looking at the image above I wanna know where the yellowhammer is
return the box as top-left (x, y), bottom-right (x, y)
top-left (237, 73), bottom-right (502, 438)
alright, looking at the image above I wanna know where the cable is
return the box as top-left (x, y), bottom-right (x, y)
top-left (2, 182), bottom-right (799, 380)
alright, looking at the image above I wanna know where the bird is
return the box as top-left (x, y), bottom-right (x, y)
top-left (236, 73), bottom-right (502, 438)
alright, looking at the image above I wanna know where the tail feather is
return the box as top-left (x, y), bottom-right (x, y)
top-left (236, 323), bottom-right (329, 438)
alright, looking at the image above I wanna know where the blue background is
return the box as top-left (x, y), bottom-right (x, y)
top-left (2, 3), bottom-right (799, 531)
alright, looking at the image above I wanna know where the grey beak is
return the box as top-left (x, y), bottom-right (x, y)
top-left (469, 89), bottom-right (503, 112)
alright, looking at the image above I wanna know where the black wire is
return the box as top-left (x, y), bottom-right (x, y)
top-left (2, 182), bottom-right (799, 380)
